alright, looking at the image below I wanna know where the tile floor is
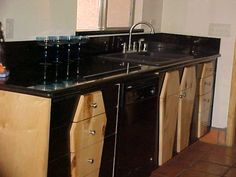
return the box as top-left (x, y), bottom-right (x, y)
top-left (151, 129), bottom-right (236, 177)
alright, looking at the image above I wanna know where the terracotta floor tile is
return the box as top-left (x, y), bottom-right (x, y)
top-left (200, 129), bottom-right (219, 144)
top-left (178, 169), bottom-right (220, 177)
top-left (174, 149), bottom-right (206, 165)
top-left (187, 141), bottom-right (215, 152)
top-left (200, 152), bottom-right (236, 166)
top-left (191, 160), bottom-right (229, 176)
top-left (152, 160), bottom-right (188, 177)
top-left (152, 141), bottom-right (236, 177)
top-left (211, 145), bottom-right (236, 158)
top-left (224, 168), bottom-right (236, 177)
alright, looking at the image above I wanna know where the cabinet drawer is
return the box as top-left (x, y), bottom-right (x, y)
top-left (73, 91), bottom-right (105, 122)
top-left (198, 109), bottom-right (211, 138)
top-left (70, 113), bottom-right (107, 152)
top-left (82, 169), bottom-right (100, 177)
top-left (71, 141), bottom-right (104, 177)
top-left (201, 62), bottom-right (214, 78)
top-left (198, 92), bottom-right (213, 113)
top-left (199, 75), bottom-right (214, 95)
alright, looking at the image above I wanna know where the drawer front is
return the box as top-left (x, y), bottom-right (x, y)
top-left (198, 92), bottom-right (213, 113)
top-left (70, 113), bottom-right (107, 152)
top-left (82, 169), bottom-right (100, 177)
top-left (201, 62), bottom-right (214, 78)
top-left (71, 141), bottom-right (104, 177)
top-left (199, 75), bottom-right (214, 95)
top-left (198, 109), bottom-right (211, 138)
top-left (73, 91), bottom-right (105, 122)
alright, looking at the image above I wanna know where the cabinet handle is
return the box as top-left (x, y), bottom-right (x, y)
top-left (89, 130), bottom-right (96, 135)
top-left (179, 92), bottom-right (186, 99)
top-left (90, 103), bottom-right (97, 108)
top-left (87, 159), bottom-right (94, 164)
top-left (150, 89), bottom-right (155, 95)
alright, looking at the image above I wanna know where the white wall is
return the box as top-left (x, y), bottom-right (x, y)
top-left (0, 0), bottom-right (162, 41)
top-left (134, 0), bottom-right (144, 24)
top-left (142, 0), bottom-right (163, 32)
top-left (0, 0), bottom-right (77, 41)
top-left (161, 0), bottom-right (236, 128)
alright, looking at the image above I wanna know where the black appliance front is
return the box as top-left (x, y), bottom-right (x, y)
top-left (116, 76), bottom-right (159, 177)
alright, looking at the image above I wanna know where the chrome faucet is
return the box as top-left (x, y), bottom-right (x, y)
top-left (128, 21), bottom-right (155, 52)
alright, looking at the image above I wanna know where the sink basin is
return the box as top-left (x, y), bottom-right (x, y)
top-left (100, 51), bottom-right (193, 66)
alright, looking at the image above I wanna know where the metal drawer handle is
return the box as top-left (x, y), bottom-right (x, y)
top-left (89, 130), bottom-right (96, 135)
top-left (87, 159), bottom-right (94, 164)
top-left (90, 103), bottom-right (97, 108)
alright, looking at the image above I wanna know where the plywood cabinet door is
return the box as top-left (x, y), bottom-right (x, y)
top-left (0, 91), bottom-right (51, 177)
top-left (70, 114), bottom-right (107, 152)
top-left (73, 91), bottom-right (106, 122)
top-left (198, 108), bottom-right (211, 137)
top-left (71, 141), bottom-right (105, 177)
top-left (199, 76), bottom-right (214, 95)
top-left (197, 62), bottom-right (215, 138)
top-left (70, 91), bottom-right (107, 177)
top-left (159, 71), bottom-right (180, 165)
top-left (177, 66), bottom-right (197, 153)
top-left (198, 92), bottom-right (213, 137)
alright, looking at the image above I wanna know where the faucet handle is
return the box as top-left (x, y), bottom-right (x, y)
top-left (132, 41), bottom-right (137, 52)
top-left (122, 42), bottom-right (127, 53)
top-left (143, 43), bottom-right (148, 52)
top-left (138, 38), bottom-right (145, 52)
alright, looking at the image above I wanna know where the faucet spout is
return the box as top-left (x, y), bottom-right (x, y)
top-left (128, 21), bottom-right (155, 52)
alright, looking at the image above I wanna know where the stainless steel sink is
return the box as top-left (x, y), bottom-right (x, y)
top-left (100, 51), bottom-right (193, 66)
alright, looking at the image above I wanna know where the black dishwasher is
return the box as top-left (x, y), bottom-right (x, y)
top-left (115, 76), bottom-right (159, 177)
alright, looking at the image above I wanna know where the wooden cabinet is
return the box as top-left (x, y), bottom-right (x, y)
top-left (71, 141), bottom-right (105, 177)
top-left (159, 71), bottom-right (180, 165)
top-left (46, 84), bottom-right (119, 177)
top-left (0, 91), bottom-right (51, 177)
top-left (177, 66), bottom-right (196, 152)
top-left (197, 62), bottom-right (215, 137)
top-left (72, 91), bottom-right (106, 122)
top-left (0, 61), bottom-right (217, 177)
top-left (70, 91), bottom-right (107, 177)
top-left (70, 114), bottom-right (107, 151)
top-left (67, 84), bottom-right (120, 177)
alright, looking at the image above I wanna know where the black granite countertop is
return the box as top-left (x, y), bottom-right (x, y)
top-left (0, 33), bottom-right (221, 98)
top-left (0, 54), bottom-right (219, 98)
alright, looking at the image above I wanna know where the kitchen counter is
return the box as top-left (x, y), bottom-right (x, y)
top-left (0, 53), bottom-right (219, 98)
top-left (0, 33), bottom-right (221, 98)
top-left (0, 33), bottom-right (221, 177)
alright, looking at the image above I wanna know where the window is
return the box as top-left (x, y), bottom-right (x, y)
top-left (76, 0), bottom-right (135, 31)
